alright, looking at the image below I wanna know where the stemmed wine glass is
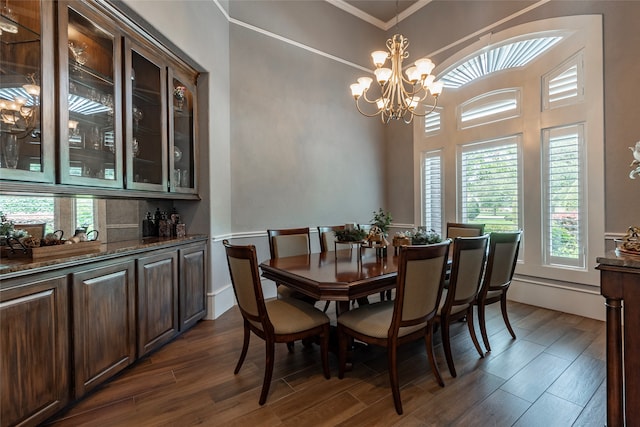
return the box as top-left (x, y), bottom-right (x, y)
top-left (68, 41), bottom-right (88, 70)
top-left (132, 106), bottom-right (143, 132)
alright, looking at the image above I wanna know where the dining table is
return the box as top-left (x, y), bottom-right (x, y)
top-left (259, 247), bottom-right (399, 314)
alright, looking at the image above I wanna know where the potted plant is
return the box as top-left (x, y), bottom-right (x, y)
top-left (408, 227), bottom-right (442, 245)
top-left (371, 208), bottom-right (392, 236)
top-left (334, 227), bottom-right (367, 242)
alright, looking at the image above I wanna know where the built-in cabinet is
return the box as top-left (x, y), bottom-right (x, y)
top-left (137, 250), bottom-right (179, 357)
top-left (179, 243), bottom-right (207, 330)
top-left (0, 0), bottom-right (199, 198)
top-left (72, 261), bottom-right (136, 398)
top-left (0, 238), bottom-right (207, 427)
top-left (0, 274), bottom-right (69, 427)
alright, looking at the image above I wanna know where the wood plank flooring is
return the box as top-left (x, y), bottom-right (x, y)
top-left (46, 299), bottom-right (606, 426)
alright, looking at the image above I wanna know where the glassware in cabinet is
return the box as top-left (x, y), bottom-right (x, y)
top-left (0, 0), bottom-right (55, 183)
top-left (125, 40), bottom-right (167, 192)
top-left (58, 1), bottom-right (122, 187)
top-left (169, 67), bottom-right (197, 193)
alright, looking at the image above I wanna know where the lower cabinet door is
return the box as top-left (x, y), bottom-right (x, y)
top-left (72, 261), bottom-right (136, 398)
top-left (179, 242), bottom-right (207, 331)
top-left (1, 275), bottom-right (69, 427)
top-left (137, 250), bottom-right (179, 357)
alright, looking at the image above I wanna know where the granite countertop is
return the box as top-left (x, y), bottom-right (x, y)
top-left (597, 250), bottom-right (640, 269)
top-left (0, 235), bottom-right (208, 277)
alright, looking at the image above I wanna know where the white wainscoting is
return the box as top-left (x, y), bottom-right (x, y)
top-left (508, 277), bottom-right (605, 321)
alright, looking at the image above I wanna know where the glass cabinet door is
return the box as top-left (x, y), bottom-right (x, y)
top-left (125, 40), bottom-right (167, 192)
top-left (168, 68), bottom-right (197, 193)
top-left (58, 1), bottom-right (122, 187)
top-left (0, 0), bottom-right (54, 183)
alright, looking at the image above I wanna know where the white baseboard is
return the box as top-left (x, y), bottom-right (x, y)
top-left (508, 277), bottom-right (605, 322)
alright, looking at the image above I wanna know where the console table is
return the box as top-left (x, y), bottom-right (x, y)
top-left (597, 251), bottom-right (640, 427)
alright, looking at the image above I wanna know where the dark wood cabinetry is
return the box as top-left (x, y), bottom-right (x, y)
top-left (72, 261), bottom-right (136, 398)
top-left (598, 254), bottom-right (640, 427)
top-left (1, 0), bottom-right (199, 199)
top-left (0, 237), bottom-right (207, 427)
top-left (137, 250), bottom-right (179, 357)
top-left (0, 274), bottom-right (69, 427)
top-left (179, 242), bottom-right (207, 330)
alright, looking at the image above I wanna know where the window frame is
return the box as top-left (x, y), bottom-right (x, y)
top-left (415, 15), bottom-right (604, 287)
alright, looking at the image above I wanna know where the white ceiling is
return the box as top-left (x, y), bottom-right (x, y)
top-left (327, 0), bottom-right (430, 30)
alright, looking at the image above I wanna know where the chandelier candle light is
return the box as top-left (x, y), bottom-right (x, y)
top-left (349, 34), bottom-right (443, 124)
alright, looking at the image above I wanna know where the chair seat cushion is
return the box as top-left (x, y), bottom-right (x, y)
top-left (263, 297), bottom-right (329, 334)
top-left (338, 301), bottom-right (426, 339)
top-left (485, 289), bottom-right (502, 299)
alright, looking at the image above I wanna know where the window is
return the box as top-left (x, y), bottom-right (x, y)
top-left (440, 36), bottom-right (563, 88)
top-left (543, 124), bottom-right (585, 268)
top-left (75, 198), bottom-right (95, 230)
top-left (421, 150), bottom-right (443, 236)
top-left (0, 196), bottom-right (55, 234)
top-left (458, 88), bottom-right (520, 129)
top-left (458, 137), bottom-right (521, 232)
top-left (542, 51), bottom-right (584, 110)
top-left (423, 107), bottom-right (442, 136)
top-left (417, 16), bottom-right (604, 285)
top-left (0, 196), bottom-right (101, 237)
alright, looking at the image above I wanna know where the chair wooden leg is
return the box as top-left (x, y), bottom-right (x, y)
top-left (478, 301), bottom-right (491, 352)
top-left (425, 323), bottom-right (444, 387)
top-left (501, 294), bottom-right (516, 339)
top-left (441, 318), bottom-right (457, 378)
top-left (259, 338), bottom-right (275, 405)
top-left (320, 324), bottom-right (330, 379)
top-left (338, 325), bottom-right (348, 379)
top-left (466, 306), bottom-right (485, 358)
top-left (286, 341), bottom-right (294, 352)
top-left (388, 343), bottom-right (403, 415)
top-left (322, 300), bottom-right (331, 313)
top-left (234, 320), bottom-right (250, 374)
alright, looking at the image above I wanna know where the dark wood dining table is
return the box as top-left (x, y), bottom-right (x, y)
top-left (259, 248), bottom-right (399, 314)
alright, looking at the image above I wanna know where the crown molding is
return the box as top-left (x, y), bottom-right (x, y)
top-left (326, 0), bottom-right (432, 31)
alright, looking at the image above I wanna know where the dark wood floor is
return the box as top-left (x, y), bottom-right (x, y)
top-left (46, 298), bottom-right (606, 426)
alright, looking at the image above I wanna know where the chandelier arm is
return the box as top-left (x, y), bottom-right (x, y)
top-left (354, 99), bottom-right (384, 118)
top-left (405, 96), bottom-right (439, 118)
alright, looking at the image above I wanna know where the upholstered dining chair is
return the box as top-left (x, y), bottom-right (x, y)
top-left (337, 240), bottom-right (451, 415)
top-left (476, 230), bottom-right (522, 352)
top-left (222, 240), bottom-right (330, 405)
top-left (317, 225), bottom-right (346, 312)
top-left (436, 234), bottom-right (489, 378)
top-left (446, 222), bottom-right (485, 239)
top-left (267, 227), bottom-right (314, 302)
top-left (317, 225), bottom-right (345, 253)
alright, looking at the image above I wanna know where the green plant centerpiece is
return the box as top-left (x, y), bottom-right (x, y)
top-left (334, 227), bottom-right (368, 242)
top-left (371, 208), bottom-right (392, 236)
top-left (0, 212), bottom-right (29, 244)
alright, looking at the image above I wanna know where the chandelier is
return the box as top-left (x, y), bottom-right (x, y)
top-left (0, 73), bottom-right (40, 139)
top-left (349, 34), bottom-right (443, 124)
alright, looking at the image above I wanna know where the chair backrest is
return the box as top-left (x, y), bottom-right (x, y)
top-left (223, 240), bottom-right (272, 332)
top-left (444, 234), bottom-right (490, 310)
top-left (481, 231), bottom-right (522, 294)
top-left (446, 222), bottom-right (485, 239)
top-left (391, 240), bottom-right (451, 333)
top-left (14, 223), bottom-right (46, 239)
top-left (317, 225), bottom-right (345, 253)
top-left (267, 227), bottom-right (311, 259)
